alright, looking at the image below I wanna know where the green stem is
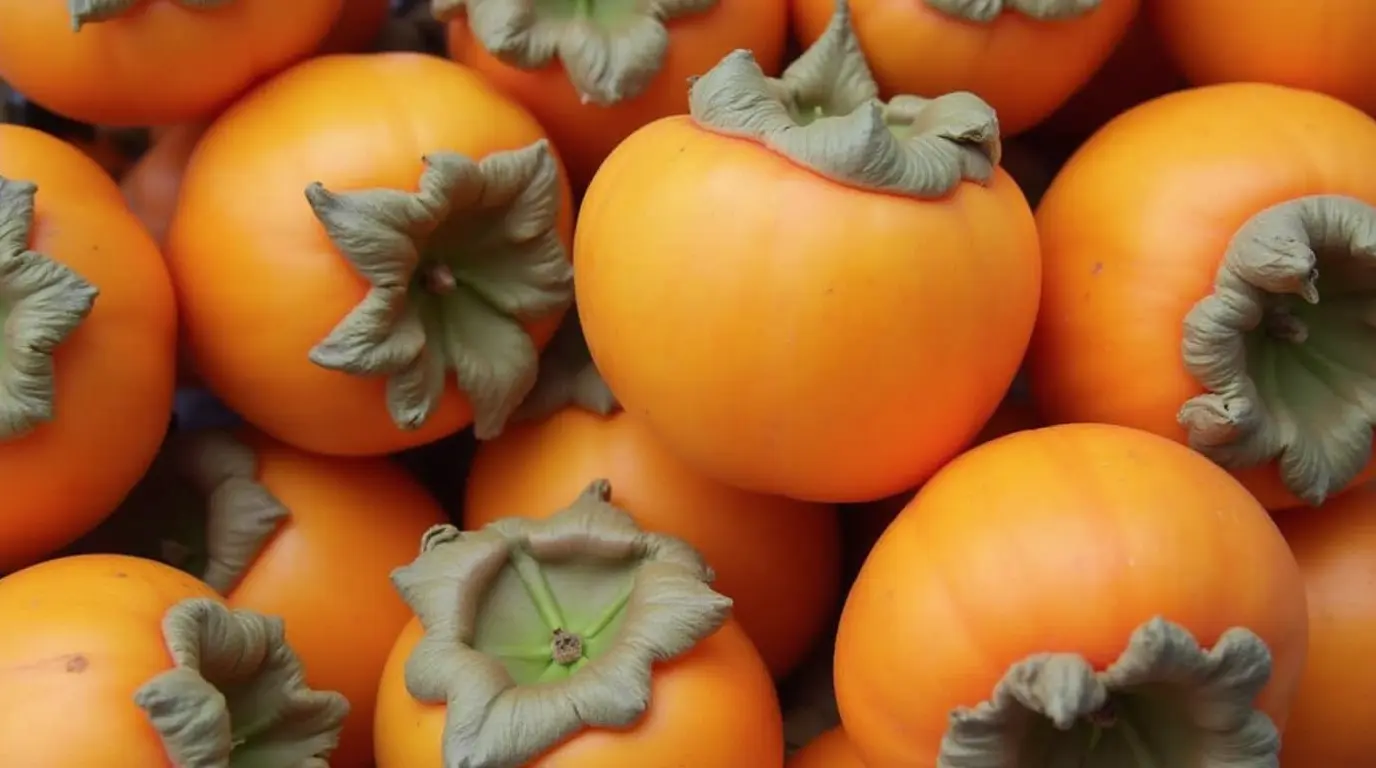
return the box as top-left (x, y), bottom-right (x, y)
top-left (573, 0), bottom-right (593, 16)
top-left (509, 546), bottom-right (568, 631)
top-left (484, 645), bottom-right (554, 662)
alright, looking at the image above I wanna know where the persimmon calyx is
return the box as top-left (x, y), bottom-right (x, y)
top-left (133, 598), bottom-right (350, 768)
top-left (939, 617), bottom-right (1278, 767)
top-left (511, 308), bottom-right (620, 423)
top-left (305, 140), bottom-right (572, 440)
top-left (390, 478), bottom-right (732, 768)
top-left (0, 177), bottom-right (98, 441)
top-left (68, 0), bottom-right (233, 31)
top-left (434, 0), bottom-right (716, 106)
top-left (924, 0), bottom-right (1100, 23)
top-left (165, 430), bottom-right (290, 594)
top-left (1178, 194), bottom-right (1376, 507)
top-left (689, 0), bottom-right (999, 199)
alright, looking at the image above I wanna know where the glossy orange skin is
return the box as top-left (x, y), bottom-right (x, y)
top-left (1028, 83), bottom-right (1376, 510)
top-left (464, 408), bottom-right (842, 679)
top-left (225, 430), bottom-right (446, 768)
top-left (319, 0), bottom-right (390, 53)
top-left (447, 0), bottom-right (789, 189)
top-left (1272, 483), bottom-right (1376, 766)
top-left (1151, 0), bottom-right (1376, 117)
top-left (790, 0), bottom-right (1138, 136)
top-left (0, 125), bottom-right (177, 572)
top-left (121, 123), bottom-right (208, 247)
top-left (834, 423), bottom-right (1309, 768)
top-left (842, 399), bottom-right (1041, 578)
top-left (376, 616), bottom-right (784, 767)
top-left (789, 728), bottom-right (867, 768)
top-left (0, 554), bottom-right (223, 767)
top-left (165, 54), bottom-right (573, 456)
top-left (0, 0), bottom-right (342, 126)
top-left (575, 117), bottom-right (1041, 503)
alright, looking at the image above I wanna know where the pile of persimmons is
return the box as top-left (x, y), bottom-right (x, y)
top-left (0, 0), bottom-right (1372, 766)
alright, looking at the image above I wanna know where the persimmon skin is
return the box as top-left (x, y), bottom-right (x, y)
top-left (1273, 483), bottom-right (1376, 766)
top-left (121, 122), bottom-right (208, 247)
top-left (788, 728), bottom-right (867, 768)
top-left (1151, 0), bottom-right (1376, 118)
top-left (375, 616), bottom-right (784, 768)
top-left (790, 0), bottom-right (1139, 136)
top-left (319, 0), bottom-right (391, 53)
top-left (834, 423), bottom-right (1308, 768)
top-left (575, 117), bottom-right (1041, 503)
top-left (0, 125), bottom-right (177, 572)
top-left (0, 554), bottom-right (222, 768)
top-left (464, 408), bottom-right (842, 679)
top-left (225, 431), bottom-right (447, 768)
top-left (1028, 82), bottom-right (1376, 510)
top-left (0, 0), bottom-right (343, 126)
top-left (165, 53), bottom-right (573, 456)
top-left (446, 0), bottom-right (788, 189)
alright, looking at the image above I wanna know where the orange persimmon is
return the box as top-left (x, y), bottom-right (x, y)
top-left (0, 124), bottom-right (176, 572)
top-left (0, 554), bottom-right (348, 766)
top-left (575, 6), bottom-right (1040, 502)
top-left (790, 0), bottom-right (1139, 136)
top-left (165, 53), bottom-right (575, 456)
top-left (442, 0), bottom-right (788, 188)
top-left (1272, 483), bottom-right (1376, 766)
top-left (1030, 83), bottom-right (1376, 510)
top-left (319, 0), bottom-right (391, 53)
top-left (789, 728), bottom-right (867, 768)
top-left (835, 423), bottom-right (1308, 767)
top-left (61, 428), bottom-right (447, 768)
top-left (1151, 0), bottom-right (1376, 117)
top-left (120, 122), bottom-right (207, 246)
top-left (466, 406), bottom-right (842, 679)
top-left (0, 0), bottom-right (343, 126)
top-left (374, 482), bottom-right (785, 767)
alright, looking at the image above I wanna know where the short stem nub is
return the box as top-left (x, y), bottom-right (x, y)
top-left (551, 628), bottom-right (584, 665)
top-left (421, 262), bottom-right (458, 295)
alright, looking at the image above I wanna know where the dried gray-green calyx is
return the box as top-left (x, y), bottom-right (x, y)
top-left (390, 478), bottom-right (732, 768)
top-left (69, 0), bottom-right (234, 31)
top-left (165, 430), bottom-right (289, 594)
top-left (305, 139), bottom-right (572, 440)
top-left (0, 176), bottom-right (99, 441)
top-left (939, 618), bottom-right (1278, 767)
top-left (924, 0), bottom-right (1100, 23)
top-left (434, 0), bottom-right (717, 106)
top-left (1178, 194), bottom-right (1376, 507)
top-left (688, 0), bottom-right (999, 198)
top-left (133, 598), bottom-right (350, 768)
top-left (511, 308), bottom-right (619, 423)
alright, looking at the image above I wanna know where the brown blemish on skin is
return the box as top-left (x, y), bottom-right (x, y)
top-left (65, 654), bottom-right (88, 673)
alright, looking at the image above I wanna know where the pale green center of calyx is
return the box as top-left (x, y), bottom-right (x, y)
top-left (471, 545), bottom-right (634, 685)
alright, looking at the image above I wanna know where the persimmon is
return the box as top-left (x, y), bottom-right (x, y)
top-left (1150, 0), bottom-right (1376, 118)
top-left (790, 0), bottom-right (1138, 136)
top-left (1272, 483), bottom-right (1376, 765)
top-left (834, 423), bottom-right (1309, 767)
top-left (842, 398), bottom-right (1041, 577)
top-left (165, 53), bottom-right (575, 456)
top-left (319, 0), bottom-right (391, 53)
top-left (1038, 11), bottom-right (1186, 141)
top-left (575, 4), bottom-right (1040, 502)
top-left (466, 340), bottom-right (842, 678)
top-left (0, 0), bottom-right (343, 126)
top-left (440, 0), bottom-right (788, 188)
top-left (789, 728), bottom-right (866, 768)
top-left (66, 428), bottom-right (447, 767)
top-left (374, 481), bottom-right (785, 767)
top-left (0, 553), bottom-right (349, 767)
top-left (120, 122), bottom-right (207, 246)
top-left (0, 125), bottom-right (176, 572)
top-left (1030, 83), bottom-right (1376, 510)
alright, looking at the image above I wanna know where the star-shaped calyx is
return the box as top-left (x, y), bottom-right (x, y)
top-left (923, 0), bottom-right (1101, 23)
top-left (68, 0), bottom-right (234, 31)
top-left (688, 0), bottom-right (1001, 199)
top-left (0, 176), bottom-right (98, 440)
top-left (434, 0), bottom-right (717, 105)
top-left (304, 139), bottom-right (573, 440)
